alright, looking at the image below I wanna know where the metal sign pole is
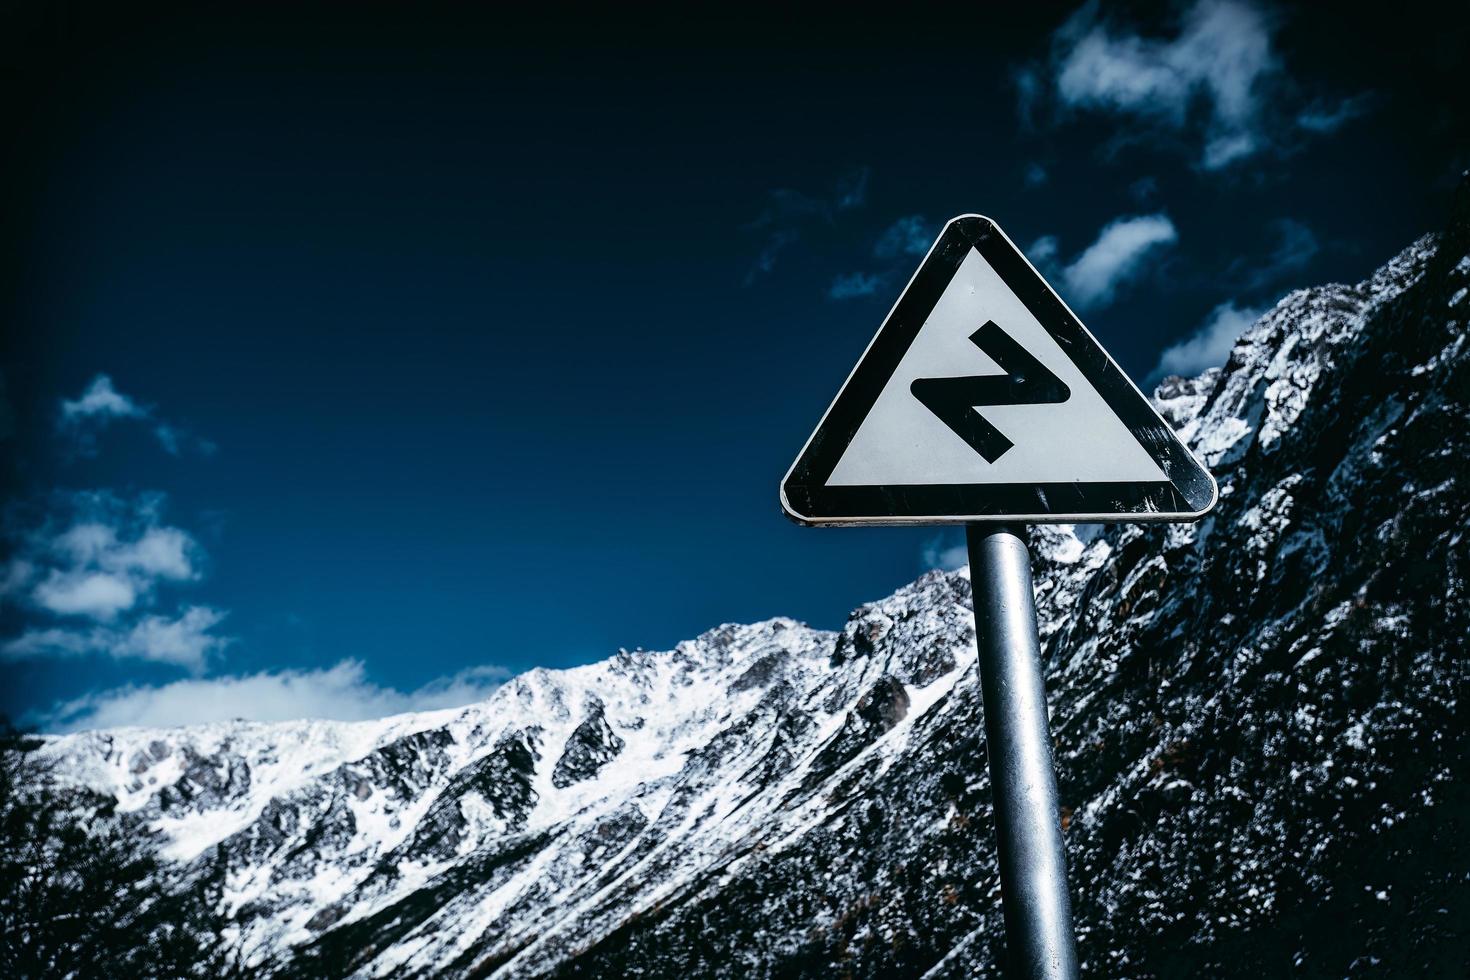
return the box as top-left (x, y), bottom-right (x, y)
top-left (966, 523), bottom-right (1080, 980)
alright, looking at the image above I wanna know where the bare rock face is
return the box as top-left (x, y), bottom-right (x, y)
top-left (551, 701), bottom-right (624, 789)
top-left (29, 182), bottom-right (1470, 977)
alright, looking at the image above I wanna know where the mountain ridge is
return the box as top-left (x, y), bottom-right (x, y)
top-left (24, 182), bottom-right (1470, 976)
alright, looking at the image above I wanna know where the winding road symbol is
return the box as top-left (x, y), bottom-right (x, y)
top-left (909, 320), bottom-right (1071, 463)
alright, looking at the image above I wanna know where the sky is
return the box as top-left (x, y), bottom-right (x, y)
top-left (2, 2), bottom-right (1467, 731)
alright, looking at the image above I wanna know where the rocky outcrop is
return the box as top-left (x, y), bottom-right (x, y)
top-left (551, 702), bottom-right (624, 789)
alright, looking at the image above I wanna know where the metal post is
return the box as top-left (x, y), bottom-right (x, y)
top-left (966, 523), bottom-right (1079, 980)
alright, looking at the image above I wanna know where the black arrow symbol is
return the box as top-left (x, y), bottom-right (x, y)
top-left (910, 320), bottom-right (1071, 464)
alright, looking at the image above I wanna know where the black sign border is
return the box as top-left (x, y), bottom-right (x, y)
top-left (780, 215), bottom-right (1218, 526)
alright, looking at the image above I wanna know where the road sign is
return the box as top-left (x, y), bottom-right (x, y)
top-left (782, 213), bottom-right (1221, 977)
top-left (780, 214), bottom-right (1217, 526)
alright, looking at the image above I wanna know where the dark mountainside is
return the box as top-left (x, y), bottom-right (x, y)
top-left (544, 186), bottom-right (1469, 978)
top-left (9, 181), bottom-right (1469, 978)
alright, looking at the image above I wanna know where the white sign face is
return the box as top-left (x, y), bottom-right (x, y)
top-left (827, 248), bottom-right (1166, 487)
top-left (781, 215), bottom-right (1216, 525)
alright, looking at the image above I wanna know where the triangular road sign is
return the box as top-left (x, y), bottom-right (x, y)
top-left (781, 215), bottom-right (1217, 525)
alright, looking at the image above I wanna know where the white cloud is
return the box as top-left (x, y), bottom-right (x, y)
top-left (118, 526), bottom-right (197, 579)
top-left (873, 215), bottom-right (931, 259)
top-left (2, 491), bottom-right (229, 671)
top-left (57, 374), bottom-right (212, 457)
top-left (1060, 213), bottom-right (1178, 309)
top-left (1, 628), bottom-right (90, 659)
top-left (2, 492), bottom-right (202, 623)
top-left (31, 570), bottom-right (138, 619)
top-left (1029, 3), bottom-right (1373, 171)
top-left (109, 607), bottom-right (230, 669)
top-left (36, 658), bottom-right (511, 732)
top-left (922, 533), bottom-right (968, 573)
top-left (61, 375), bottom-right (146, 422)
top-left (829, 213), bottom-right (935, 303)
top-left (53, 521), bottom-right (197, 581)
top-left (1152, 300), bottom-right (1262, 380)
top-left (3, 605), bottom-right (230, 672)
top-left (1033, 1), bottom-right (1372, 171)
top-left (1028, 234), bottom-right (1060, 266)
top-left (828, 272), bottom-right (884, 301)
top-left (1053, 0), bottom-right (1279, 170)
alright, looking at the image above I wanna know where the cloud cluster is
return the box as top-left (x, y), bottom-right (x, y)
top-left (1152, 300), bottom-right (1263, 380)
top-left (1, 491), bottom-right (229, 671)
top-left (1055, 0), bottom-right (1277, 169)
top-left (1029, 213), bottom-right (1179, 312)
top-left (61, 374), bottom-right (147, 423)
top-left (4, 607), bottom-right (229, 673)
top-left (872, 215), bottom-right (932, 261)
top-left (831, 208), bottom-right (1178, 313)
top-left (921, 532), bottom-right (968, 573)
top-left (1026, 1), bottom-right (1371, 171)
top-left (13, 375), bottom-right (516, 733)
top-left (59, 374), bottom-right (214, 457)
top-left (1145, 217), bottom-right (1317, 382)
top-left (37, 659), bottom-right (511, 732)
top-left (1061, 214), bottom-right (1179, 309)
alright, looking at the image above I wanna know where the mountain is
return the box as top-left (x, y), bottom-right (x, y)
top-left (22, 184), bottom-right (1470, 978)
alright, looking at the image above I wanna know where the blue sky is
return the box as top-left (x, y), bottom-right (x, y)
top-left (2, 2), bottom-right (1466, 730)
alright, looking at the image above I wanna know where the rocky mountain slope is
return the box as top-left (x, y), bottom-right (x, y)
top-left (27, 185), bottom-right (1470, 977)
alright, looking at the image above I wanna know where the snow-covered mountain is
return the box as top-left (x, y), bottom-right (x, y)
top-left (29, 183), bottom-right (1470, 977)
